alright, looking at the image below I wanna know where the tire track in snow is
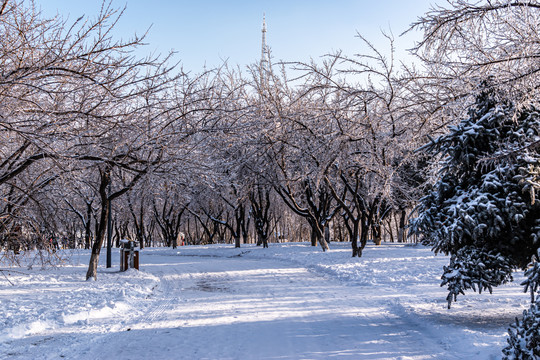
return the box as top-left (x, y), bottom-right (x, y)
top-left (138, 267), bottom-right (184, 326)
top-left (135, 263), bottom-right (234, 328)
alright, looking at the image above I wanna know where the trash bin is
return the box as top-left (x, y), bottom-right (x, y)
top-left (120, 239), bottom-right (139, 271)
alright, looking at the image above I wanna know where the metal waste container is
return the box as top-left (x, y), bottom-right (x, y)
top-left (120, 239), bottom-right (139, 271)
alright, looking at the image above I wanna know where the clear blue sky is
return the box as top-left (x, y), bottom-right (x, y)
top-left (41, 1), bottom-right (437, 73)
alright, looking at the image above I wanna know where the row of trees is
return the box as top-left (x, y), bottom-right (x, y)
top-left (2, 0), bottom-right (540, 356)
top-left (0, 0), bottom-right (435, 277)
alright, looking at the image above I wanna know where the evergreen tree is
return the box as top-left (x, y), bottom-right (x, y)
top-left (504, 302), bottom-right (540, 359)
top-left (503, 251), bottom-right (540, 359)
top-left (410, 87), bottom-right (540, 308)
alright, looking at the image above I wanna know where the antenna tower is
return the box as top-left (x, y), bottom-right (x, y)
top-left (260, 14), bottom-right (269, 86)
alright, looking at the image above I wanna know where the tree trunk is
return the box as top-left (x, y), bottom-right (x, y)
top-left (84, 201), bottom-right (92, 250)
top-left (397, 209), bottom-right (406, 243)
top-left (310, 228), bottom-right (318, 247)
top-left (319, 234), bottom-right (329, 251)
top-left (311, 225), bottom-right (329, 251)
top-left (324, 225), bottom-right (330, 244)
top-left (359, 215), bottom-right (369, 257)
top-left (351, 221), bottom-right (359, 257)
top-left (372, 222), bottom-right (382, 245)
top-left (86, 198), bottom-right (109, 280)
top-left (86, 169), bottom-right (110, 281)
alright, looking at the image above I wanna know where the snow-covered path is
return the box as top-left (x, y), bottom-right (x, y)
top-left (0, 243), bottom-right (528, 359)
top-left (107, 255), bottom-right (441, 360)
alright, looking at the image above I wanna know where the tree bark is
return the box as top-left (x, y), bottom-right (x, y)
top-left (84, 201), bottom-right (93, 250)
top-left (397, 209), bottom-right (407, 243)
top-left (86, 169), bottom-right (110, 281)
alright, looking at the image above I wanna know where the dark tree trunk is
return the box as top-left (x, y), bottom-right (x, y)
top-left (86, 169), bottom-right (110, 281)
top-left (250, 186), bottom-right (272, 249)
top-left (372, 222), bottom-right (382, 245)
top-left (84, 201), bottom-right (93, 250)
top-left (397, 209), bottom-right (407, 243)
top-left (233, 204), bottom-right (246, 248)
top-left (351, 221), bottom-right (360, 257)
top-left (359, 215), bottom-right (370, 257)
top-left (311, 227), bottom-right (318, 247)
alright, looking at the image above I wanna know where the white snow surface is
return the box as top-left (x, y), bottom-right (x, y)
top-left (0, 242), bottom-right (530, 359)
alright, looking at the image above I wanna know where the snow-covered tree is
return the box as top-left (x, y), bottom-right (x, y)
top-left (409, 1), bottom-right (540, 112)
top-left (504, 250), bottom-right (540, 358)
top-left (291, 33), bottom-right (429, 256)
top-left (410, 86), bottom-right (540, 308)
top-left (504, 302), bottom-right (540, 359)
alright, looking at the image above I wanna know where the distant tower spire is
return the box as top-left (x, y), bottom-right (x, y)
top-left (260, 13), bottom-right (269, 86)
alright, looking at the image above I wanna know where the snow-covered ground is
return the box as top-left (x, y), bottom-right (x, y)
top-left (0, 242), bottom-right (530, 359)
